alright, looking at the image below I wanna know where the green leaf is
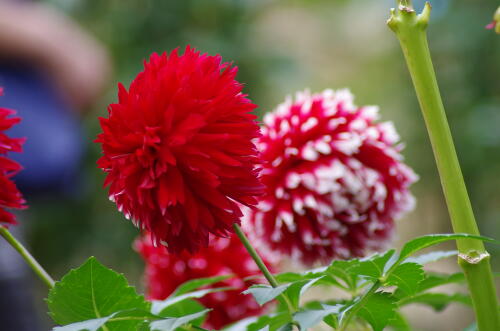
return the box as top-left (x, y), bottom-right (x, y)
top-left (357, 292), bottom-right (397, 331)
top-left (293, 304), bottom-right (341, 330)
top-left (244, 277), bottom-right (323, 309)
top-left (274, 266), bottom-right (327, 283)
top-left (323, 314), bottom-right (337, 329)
top-left (284, 277), bottom-right (324, 309)
top-left (47, 257), bottom-right (148, 331)
top-left (243, 284), bottom-right (291, 306)
top-left (246, 313), bottom-right (292, 331)
top-left (53, 309), bottom-right (164, 331)
top-left (172, 275), bottom-right (232, 296)
top-left (398, 234), bottom-right (498, 262)
top-left (156, 299), bottom-right (206, 326)
top-left (399, 292), bottom-right (472, 311)
top-left (349, 250), bottom-right (395, 280)
top-left (275, 324), bottom-right (293, 331)
top-left (385, 263), bottom-right (425, 296)
top-left (274, 267), bottom-right (343, 289)
top-left (417, 272), bottom-right (465, 292)
top-left (387, 311), bottom-right (412, 331)
top-left (405, 250), bottom-right (457, 264)
top-left (149, 309), bottom-right (210, 331)
top-left (327, 259), bottom-right (361, 290)
top-left (151, 287), bottom-right (231, 315)
top-left (52, 313), bottom-right (118, 331)
top-left (223, 316), bottom-right (260, 331)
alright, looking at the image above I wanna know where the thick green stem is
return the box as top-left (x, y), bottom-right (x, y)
top-left (0, 226), bottom-right (55, 288)
top-left (388, 2), bottom-right (499, 330)
top-left (233, 223), bottom-right (295, 313)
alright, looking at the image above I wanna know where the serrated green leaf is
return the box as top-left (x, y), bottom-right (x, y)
top-left (417, 272), bottom-right (465, 292)
top-left (172, 275), bottom-right (232, 296)
top-left (349, 250), bottom-right (396, 280)
top-left (405, 250), bottom-right (458, 264)
top-left (327, 259), bottom-right (361, 290)
top-left (399, 292), bottom-right (471, 311)
top-left (357, 292), bottom-right (397, 331)
top-left (285, 277), bottom-right (324, 309)
top-left (47, 257), bottom-right (148, 331)
top-left (149, 309), bottom-right (210, 331)
top-left (293, 304), bottom-right (341, 330)
top-left (151, 287), bottom-right (231, 315)
top-left (398, 234), bottom-right (498, 262)
top-left (385, 263), bottom-right (424, 296)
top-left (243, 284), bottom-right (291, 306)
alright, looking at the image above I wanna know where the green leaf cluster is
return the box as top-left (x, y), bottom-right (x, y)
top-left (238, 233), bottom-right (496, 331)
top-left (47, 233), bottom-right (497, 331)
top-left (47, 257), bottom-right (221, 331)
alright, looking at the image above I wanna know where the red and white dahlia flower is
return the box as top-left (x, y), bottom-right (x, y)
top-left (245, 89), bottom-right (417, 265)
top-left (96, 47), bottom-right (263, 254)
top-left (135, 233), bottom-right (273, 329)
top-left (0, 88), bottom-right (26, 226)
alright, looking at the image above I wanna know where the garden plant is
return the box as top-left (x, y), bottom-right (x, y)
top-left (1, 1), bottom-right (499, 330)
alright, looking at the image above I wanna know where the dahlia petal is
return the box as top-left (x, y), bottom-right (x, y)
top-left (246, 89), bottom-right (417, 266)
top-left (96, 47), bottom-right (263, 253)
top-left (0, 96), bottom-right (26, 226)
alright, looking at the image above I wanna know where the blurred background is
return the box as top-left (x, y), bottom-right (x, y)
top-left (0, 0), bottom-right (498, 330)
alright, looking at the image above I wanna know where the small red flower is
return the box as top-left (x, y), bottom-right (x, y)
top-left (96, 46), bottom-right (263, 254)
top-left (135, 233), bottom-right (274, 329)
top-left (0, 88), bottom-right (26, 226)
top-left (245, 89), bottom-right (417, 265)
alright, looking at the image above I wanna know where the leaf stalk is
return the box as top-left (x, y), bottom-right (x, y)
top-left (0, 226), bottom-right (55, 288)
top-left (233, 223), bottom-right (295, 314)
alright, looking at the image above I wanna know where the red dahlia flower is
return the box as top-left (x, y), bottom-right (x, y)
top-left (96, 47), bottom-right (263, 254)
top-left (135, 233), bottom-right (273, 329)
top-left (245, 89), bottom-right (417, 265)
top-left (0, 88), bottom-right (26, 226)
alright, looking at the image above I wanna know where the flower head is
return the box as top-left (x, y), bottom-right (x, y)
top-left (245, 89), bottom-right (417, 265)
top-left (0, 88), bottom-right (26, 226)
top-left (135, 233), bottom-right (273, 329)
top-left (96, 47), bottom-right (263, 254)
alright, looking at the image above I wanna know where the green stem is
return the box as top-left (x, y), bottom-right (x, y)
top-left (0, 226), bottom-right (55, 288)
top-left (233, 223), bottom-right (278, 287)
top-left (233, 223), bottom-right (295, 313)
top-left (388, 2), bottom-right (500, 330)
top-left (338, 281), bottom-right (381, 331)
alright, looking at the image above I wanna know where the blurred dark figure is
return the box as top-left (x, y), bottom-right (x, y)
top-left (0, 1), bottom-right (110, 330)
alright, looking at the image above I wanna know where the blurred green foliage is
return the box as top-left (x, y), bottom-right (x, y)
top-left (28, 1), bottom-right (499, 327)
